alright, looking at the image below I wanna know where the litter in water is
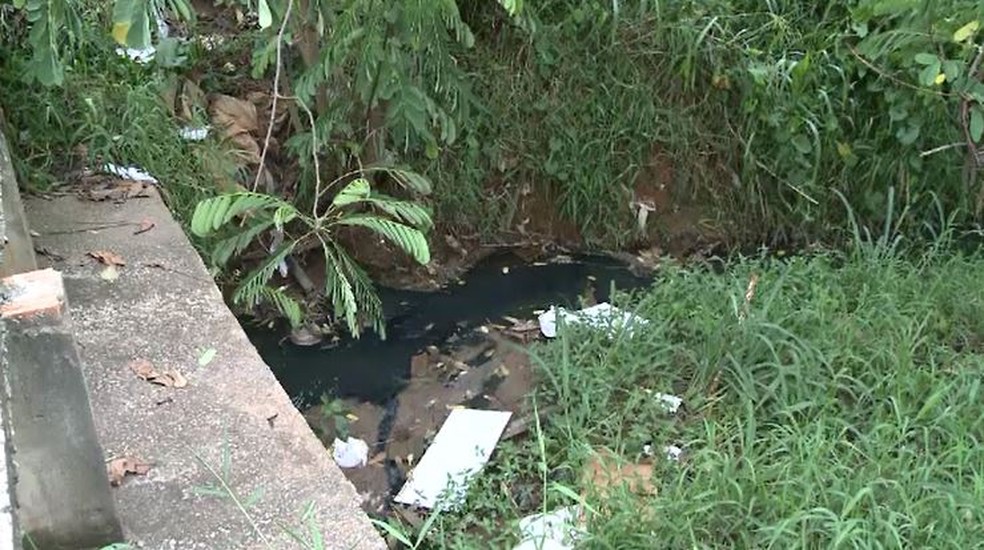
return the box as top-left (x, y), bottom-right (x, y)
top-left (333, 437), bottom-right (369, 468)
top-left (538, 302), bottom-right (648, 338)
top-left (395, 408), bottom-right (511, 509)
top-left (513, 506), bottom-right (585, 550)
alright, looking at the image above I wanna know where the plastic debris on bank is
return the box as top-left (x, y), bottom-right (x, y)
top-left (512, 506), bottom-right (584, 550)
top-left (332, 437), bottom-right (369, 468)
top-left (395, 408), bottom-right (511, 509)
top-left (101, 164), bottom-right (159, 184)
top-left (538, 302), bottom-right (648, 338)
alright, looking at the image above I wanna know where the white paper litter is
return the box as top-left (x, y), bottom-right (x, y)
top-left (395, 408), bottom-right (512, 509)
top-left (664, 445), bottom-right (683, 462)
top-left (537, 302), bottom-right (648, 338)
top-left (332, 437), bottom-right (369, 468)
top-left (116, 47), bottom-right (156, 63)
top-left (654, 392), bottom-right (683, 413)
top-left (101, 163), bottom-right (159, 184)
top-left (178, 126), bottom-right (210, 141)
top-left (513, 506), bottom-right (584, 550)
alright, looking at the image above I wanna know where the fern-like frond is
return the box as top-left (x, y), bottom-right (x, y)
top-left (232, 242), bottom-right (296, 307)
top-left (322, 244), bottom-right (360, 335)
top-left (326, 241), bottom-right (385, 337)
top-left (210, 217), bottom-right (276, 266)
top-left (367, 193), bottom-right (433, 230)
top-left (191, 192), bottom-right (293, 237)
top-left (332, 178), bottom-right (372, 207)
top-left (256, 286), bottom-right (305, 328)
top-left (363, 167), bottom-right (433, 195)
top-left (336, 214), bottom-right (431, 264)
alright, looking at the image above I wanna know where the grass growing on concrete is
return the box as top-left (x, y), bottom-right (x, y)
top-left (395, 234), bottom-right (984, 547)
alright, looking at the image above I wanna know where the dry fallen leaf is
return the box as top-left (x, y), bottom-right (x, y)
top-left (151, 369), bottom-right (188, 388)
top-left (89, 250), bottom-right (126, 266)
top-left (209, 94), bottom-right (258, 137)
top-left (129, 359), bottom-right (159, 381)
top-left (107, 456), bottom-right (152, 486)
top-left (582, 449), bottom-right (657, 499)
top-left (128, 359), bottom-right (188, 388)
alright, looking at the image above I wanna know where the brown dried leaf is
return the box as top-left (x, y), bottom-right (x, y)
top-left (89, 250), bottom-right (126, 266)
top-left (229, 132), bottom-right (262, 164)
top-left (107, 456), bottom-right (152, 486)
top-left (209, 94), bottom-right (258, 138)
top-left (151, 369), bottom-right (188, 389)
top-left (582, 449), bottom-right (657, 498)
top-left (128, 359), bottom-right (159, 381)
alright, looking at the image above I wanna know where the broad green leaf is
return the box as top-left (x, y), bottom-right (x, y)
top-left (337, 214), bottom-right (430, 264)
top-left (383, 168), bottom-right (432, 195)
top-left (791, 134), bottom-right (812, 155)
top-left (191, 193), bottom-right (289, 237)
top-left (332, 178), bottom-right (372, 207)
top-left (497, 0), bottom-right (522, 16)
top-left (971, 107), bottom-right (983, 143)
top-left (367, 194), bottom-right (433, 229)
top-left (914, 53), bottom-right (938, 66)
top-left (258, 0), bottom-right (272, 29)
top-left (918, 62), bottom-right (940, 87)
top-left (954, 20), bottom-right (980, 43)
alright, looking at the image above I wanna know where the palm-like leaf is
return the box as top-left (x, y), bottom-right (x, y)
top-left (332, 178), bottom-right (372, 207)
top-left (191, 192), bottom-right (293, 237)
top-left (336, 214), bottom-right (431, 264)
top-left (233, 242), bottom-right (297, 307)
top-left (367, 193), bottom-right (433, 229)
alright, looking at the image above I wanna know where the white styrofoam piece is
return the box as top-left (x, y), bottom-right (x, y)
top-left (537, 302), bottom-right (648, 338)
top-left (116, 47), bottom-right (156, 63)
top-left (395, 408), bottom-right (512, 509)
top-left (664, 445), bottom-right (683, 461)
top-left (654, 392), bottom-right (682, 413)
top-left (513, 506), bottom-right (584, 550)
top-left (332, 437), bottom-right (369, 468)
top-left (178, 126), bottom-right (210, 141)
top-left (102, 163), bottom-right (159, 184)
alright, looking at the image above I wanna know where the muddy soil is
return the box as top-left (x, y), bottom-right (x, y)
top-left (304, 323), bottom-right (541, 515)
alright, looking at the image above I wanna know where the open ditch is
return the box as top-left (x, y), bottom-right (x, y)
top-left (246, 251), bottom-right (653, 516)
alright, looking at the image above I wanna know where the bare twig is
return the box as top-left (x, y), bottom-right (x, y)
top-left (920, 142), bottom-right (965, 157)
top-left (253, 0), bottom-right (295, 192)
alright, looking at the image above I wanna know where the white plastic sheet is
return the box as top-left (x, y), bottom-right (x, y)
top-left (101, 163), bottom-right (159, 184)
top-left (513, 506), bottom-right (584, 550)
top-left (395, 408), bottom-right (511, 509)
top-left (537, 302), bottom-right (648, 338)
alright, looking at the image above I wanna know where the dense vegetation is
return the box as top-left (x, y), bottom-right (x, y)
top-left (405, 228), bottom-right (984, 547)
top-left (5, 2), bottom-right (984, 548)
top-left (5, 1), bottom-right (984, 332)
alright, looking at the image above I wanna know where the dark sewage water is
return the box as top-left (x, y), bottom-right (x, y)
top-left (246, 252), bottom-right (653, 408)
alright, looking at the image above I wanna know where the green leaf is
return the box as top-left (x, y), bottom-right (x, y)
top-left (198, 348), bottom-right (217, 367)
top-left (332, 178), bottom-right (372, 207)
top-left (496, 0), bottom-right (522, 16)
top-left (258, 0), bottom-right (272, 29)
top-left (914, 53), bottom-right (938, 66)
top-left (337, 214), bottom-right (431, 264)
top-left (791, 134), bottom-right (812, 155)
top-left (367, 193), bottom-right (433, 229)
top-left (232, 242), bottom-right (297, 307)
top-left (971, 107), bottom-right (983, 143)
top-left (954, 20), bottom-right (980, 43)
top-left (918, 62), bottom-right (941, 87)
top-left (379, 168), bottom-right (432, 195)
top-left (191, 193), bottom-right (290, 237)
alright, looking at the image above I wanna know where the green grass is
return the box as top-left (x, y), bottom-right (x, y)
top-left (395, 235), bottom-right (984, 548)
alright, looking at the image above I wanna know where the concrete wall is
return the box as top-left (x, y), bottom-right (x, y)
top-left (0, 117), bottom-right (124, 549)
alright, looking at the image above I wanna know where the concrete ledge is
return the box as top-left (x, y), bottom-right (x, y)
top-left (25, 189), bottom-right (385, 549)
top-left (2, 269), bottom-right (123, 549)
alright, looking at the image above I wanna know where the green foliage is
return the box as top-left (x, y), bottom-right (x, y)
top-left (417, 234), bottom-right (984, 547)
top-left (190, 178), bottom-right (432, 336)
